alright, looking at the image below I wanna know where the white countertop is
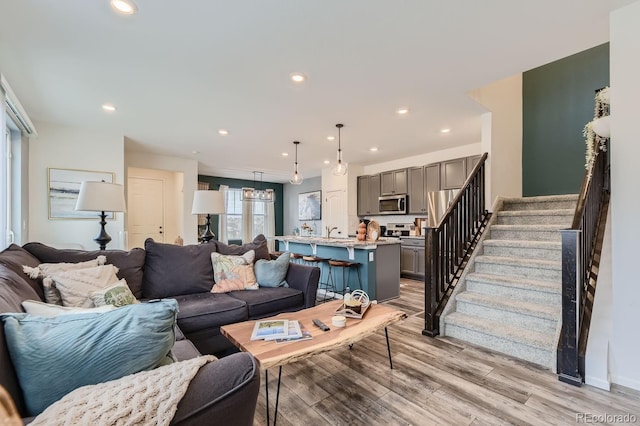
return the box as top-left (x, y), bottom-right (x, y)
top-left (275, 235), bottom-right (401, 249)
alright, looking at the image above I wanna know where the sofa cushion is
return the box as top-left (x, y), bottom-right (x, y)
top-left (142, 239), bottom-right (218, 299)
top-left (47, 264), bottom-right (121, 308)
top-left (1, 299), bottom-right (178, 416)
top-left (22, 242), bottom-right (146, 299)
top-left (227, 287), bottom-right (304, 319)
top-left (216, 234), bottom-right (270, 262)
top-left (173, 292), bottom-right (248, 334)
top-left (0, 245), bottom-right (44, 300)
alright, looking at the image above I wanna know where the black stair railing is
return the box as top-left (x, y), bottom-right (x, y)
top-left (423, 153), bottom-right (490, 337)
top-left (557, 138), bottom-right (609, 386)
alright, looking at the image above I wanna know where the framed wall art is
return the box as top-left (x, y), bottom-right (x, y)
top-left (298, 190), bottom-right (321, 221)
top-left (48, 168), bottom-right (115, 219)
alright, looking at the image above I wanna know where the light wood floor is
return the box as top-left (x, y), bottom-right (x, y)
top-left (253, 279), bottom-right (640, 426)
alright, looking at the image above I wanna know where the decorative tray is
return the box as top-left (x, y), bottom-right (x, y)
top-left (335, 302), bottom-right (369, 319)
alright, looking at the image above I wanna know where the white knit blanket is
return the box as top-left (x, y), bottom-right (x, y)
top-left (31, 355), bottom-right (217, 426)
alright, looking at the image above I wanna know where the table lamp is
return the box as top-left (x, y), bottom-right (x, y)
top-left (75, 181), bottom-right (127, 250)
top-left (191, 190), bottom-right (225, 243)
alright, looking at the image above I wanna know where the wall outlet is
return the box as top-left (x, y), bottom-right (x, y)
top-left (369, 252), bottom-right (374, 262)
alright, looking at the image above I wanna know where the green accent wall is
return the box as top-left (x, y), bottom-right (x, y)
top-left (197, 175), bottom-right (284, 242)
top-left (522, 43), bottom-right (609, 196)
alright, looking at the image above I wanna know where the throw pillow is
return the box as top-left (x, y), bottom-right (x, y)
top-left (210, 251), bottom-right (258, 292)
top-left (90, 279), bottom-right (138, 307)
top-left (47, 264), bottom-right (120, 308)
top-left (142, 239), bottom-right (218, 299)
top-left (21, 300), bottom-right (116, 317)
top-left (22, 242), bottom-right (147, 299)
top-left (254, 252), bottom-right (290, 288)
top-left (0, 244), bottom-right (45, 300)
top-left (22, 256), bottom-right (108, 305)
top-left (1, 299), bottom-right (178, 416)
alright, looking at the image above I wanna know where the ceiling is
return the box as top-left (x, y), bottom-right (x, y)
top-left (0, 1), bottom-right (633, 182)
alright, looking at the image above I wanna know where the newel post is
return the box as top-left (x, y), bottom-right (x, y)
top-left (422, 227), bottom-right (439, 337)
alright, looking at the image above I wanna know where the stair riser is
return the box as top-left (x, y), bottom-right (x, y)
top-left (466, 280), bottom-right (561, 306)
top-left (475, 261), bottom-right (561, 282)
top-left (502, 200), bottom-right (577, 211)
top-left (456, 299), bottom-right (557, 333)
top-left (443, 323), bottom-right (554, 368)
top-left (482, 245), bottom-right (561, 262)
top-left (490, 229), bottom-right (561, 242)
top-left (497, 214), bottom-right (573, 226)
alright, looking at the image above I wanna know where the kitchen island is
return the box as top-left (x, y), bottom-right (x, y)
top-left (275, 236), bottom-right (401, 302)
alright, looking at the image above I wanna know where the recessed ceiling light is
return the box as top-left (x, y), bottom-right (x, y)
top-left (281, 152), bottom-right (289, 157)
top-left (323, 160), bottom-right (330, 165)
top-left (370, 147), bottom-right (378, 152)
top-left (218, 129), bottom-right (229, 136)
top-left (101, 103), bottom-right (116, 112)
top-left (441, 128), bottom-right (451, 133)
top-left (396, 108), bottom-right (409, 115)
top-left (327, 136), bottom-right (335, 141)
top-left (110, 0), bottom-right (138, 15)
top-left (290, 73), bottom-right (307, 83)
top-left (192, 150), bottom-right (200, 155)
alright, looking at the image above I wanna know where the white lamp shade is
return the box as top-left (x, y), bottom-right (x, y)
top-left (192, 190), bottom-right (225, 215)
top-left (591, 116), bottom-right (611, 138)
top-left (75, 181), bottom-right (126, 212)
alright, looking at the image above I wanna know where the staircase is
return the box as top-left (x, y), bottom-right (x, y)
top-left (441, 194), bottom-right (578, 369)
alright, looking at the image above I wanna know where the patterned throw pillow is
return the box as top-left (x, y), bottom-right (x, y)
top-left (22, 256), bottom-right (107, 305)
top-left (90, 280), bottom-right (138, 307)
top-left (210, 250), bottom-right (258, 293)
top-left (47, 265), bottom-right (120, 308)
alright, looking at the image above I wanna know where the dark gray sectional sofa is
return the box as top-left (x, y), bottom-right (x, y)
top-left (0, 235), bottom-right (320, 424)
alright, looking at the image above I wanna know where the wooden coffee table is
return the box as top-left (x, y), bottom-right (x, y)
top-left (221, 300), bottom-right (406, 425)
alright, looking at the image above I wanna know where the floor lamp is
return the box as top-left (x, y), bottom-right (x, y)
top-left (75, 181), bottom-right (127, 250)
top-left (192, 190), bottom-right (225, 243)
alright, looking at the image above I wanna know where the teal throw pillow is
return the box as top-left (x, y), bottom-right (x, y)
top-left (254, 252), bottom-right (290, 288)
top-left (1, 299), bottom-right (178, 416)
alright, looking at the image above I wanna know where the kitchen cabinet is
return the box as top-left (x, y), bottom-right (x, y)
top-left (425, 163), bottom-right (440, 192)
top-left (408, 167), bottom-right (426, 214)
top-left (381, 169), bottom-right (407, 195)
top-left (440, 158), bottom-right (467, 190)
top-left (357, 174), bottom-right (380, 216)
top-left (466, 155), bottom-right (482, 174)
top-left (400, 238), bottom-right (425, 278)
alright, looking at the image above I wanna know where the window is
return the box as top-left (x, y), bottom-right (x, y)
top-left (252, 200), bottom-right (266, 237)
top-left (0, 104), bottom-right (8, 250)
top-left (223, 187), bottom-right (274, 246)
top-left (225, 189), bottom-right (243, 241)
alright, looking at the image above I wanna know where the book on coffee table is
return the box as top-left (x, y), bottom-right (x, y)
top-left (270, 321), bottom-right (312, 343)
top-left (250, 319), bottom-right (289, 341)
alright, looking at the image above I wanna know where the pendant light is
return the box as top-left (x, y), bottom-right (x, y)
top-left (332, 123), bottom-right (347, 176)
top-left (290, 141), bottom-right (304, 185)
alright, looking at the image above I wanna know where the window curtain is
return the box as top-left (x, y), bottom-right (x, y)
top-left (0, 87), bottom-right (7, 250)
top-left (242, 198), bottom-right (254, 244)
top-left (218, 184), bottom-right (229, 244)
top-left (265, 201), bottom-right (275, 252)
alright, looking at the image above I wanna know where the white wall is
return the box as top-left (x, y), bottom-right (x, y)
top-left (124, 151), bottom-right (198, 244)
top-left (609, 0), bottom-right (640, 391)
top-left (28, 122), bottom-right (125, 249)
top-left (283, 176), bottom-right (322, 236)
top-left (469, 74), bottom-right (523, 207)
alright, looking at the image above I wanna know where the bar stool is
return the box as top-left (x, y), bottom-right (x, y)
top-left (302, 255), bottom-right (331, 302)
top-left (327, 260), bottom-right (362, 299)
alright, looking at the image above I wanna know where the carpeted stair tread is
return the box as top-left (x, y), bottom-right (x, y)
top-left (482, 239), bottom-right (561, 250)
top-left (497, 209), bottom-right (574, 217)
top-left (465, 272), bottom-right (560, 294)
top-left (444, 312), bottom-right (556, 349)
top-left (456, 291), bottom-right (560, 319)
top-left (490, 224), bottom-right (566, 232)
top-left (501, 194), bottom-right (579, 204)
top-left (475, 255), bottom-right (561, 271)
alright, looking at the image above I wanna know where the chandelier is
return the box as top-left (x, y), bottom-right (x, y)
top-left (241, 171), bottom-right (274, 202)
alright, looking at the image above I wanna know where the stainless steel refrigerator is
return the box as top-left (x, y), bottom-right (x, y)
top-left (426, 189), bottom-right (458, 227)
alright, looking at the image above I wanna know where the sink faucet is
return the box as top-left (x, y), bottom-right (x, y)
top-left (326, 226), bottom-right (338, 238)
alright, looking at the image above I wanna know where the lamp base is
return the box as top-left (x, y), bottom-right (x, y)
top-left (200, 214), bottom-right (216, 243)
top-left (94, 211), bottom-right (112, 251)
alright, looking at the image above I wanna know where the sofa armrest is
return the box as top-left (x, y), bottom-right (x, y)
top-left (285, 263), bottom-right (320, 308)
top-left (171, 353), bottom-right (260, 426)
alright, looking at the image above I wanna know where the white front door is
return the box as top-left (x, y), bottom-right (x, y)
top-left (324, 190), bottom-right (347, 238)
top-left (127, 177), bottom-right (164, 249)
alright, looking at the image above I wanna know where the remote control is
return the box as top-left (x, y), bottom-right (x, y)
top-left (312, 319), bottom-right (330, 331)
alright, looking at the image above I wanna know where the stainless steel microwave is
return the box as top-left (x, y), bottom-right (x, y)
top-left (378, 194), bottom-right (407, 215)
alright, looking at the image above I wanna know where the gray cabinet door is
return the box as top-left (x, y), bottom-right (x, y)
top-left (466, 155), bottom-right (482, 175)
top-left (440, 158), bottom-right (467, 190)
top-left (381, 169), bottom-right (407, 195)
top-left (369, 174), bottom-right (381, 215)
top-left (357, 176), bottom-right (369, 216)
top-left (408, 167), bottom-right (425, 214)
top-left (415, 247), bottom-right (425, 276)
top-left (425, 163), bottom-right (440, 192)
top-left (401, 247), bottom-right (416, 274)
